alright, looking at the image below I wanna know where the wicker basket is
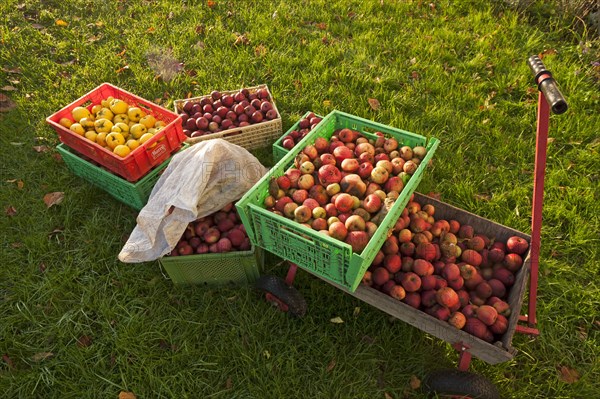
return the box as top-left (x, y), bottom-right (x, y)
top-left (173, 84), bottom-right (282, 151)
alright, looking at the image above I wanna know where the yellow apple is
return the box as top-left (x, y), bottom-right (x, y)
top-left (84, 130), bottom-right (98, 142)
top-left (101, 96), bottom-right (115, 108)
top-left (94, 118), bottom-right (114, 133)
top-left (129, 123), bottom-right (148, 139)
top-left (109, 99), bottom-right (129, 115)
top-left (71, 106), bottom-right (91, 122)
top-left (105, 132), bottom-right (125, 149)
top-left (113, 113), bottom-right (129, 124)
top-left (96, 108), bottom-right (114, 121)
top-left (154, 120), bottom-right (167, 128)
top-left (139, 132), bottom-right (155, 146)
top-left (96, 132), bottom-right (108, 147)
top-left (69, 123), bottom-right (85, 136)
top-left (113, 144), bottom-right (131, 158)
top-left (126, 139), bottom-right (140, 151)
top-left (91, 104), bottom-right (103, 115)
top-left (139, 114), bottom-right (156, 129)
top-left (127, 107), bottom-right (146, 122)
top-left (59, 117), bottom-right (73, 128)
top-left (147, 128), bottom-right (157, 135)
top-left (79, 117), bottom-right (96, 130)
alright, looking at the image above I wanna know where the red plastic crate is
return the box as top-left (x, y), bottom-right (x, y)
top-left (46, 83), bottom-right (186, 182)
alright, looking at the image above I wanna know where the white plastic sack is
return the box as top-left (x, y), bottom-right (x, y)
top-left (118, 138), bottom-right (267, 263)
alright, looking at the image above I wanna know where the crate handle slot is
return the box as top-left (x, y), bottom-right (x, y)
top-left (279, 226), bottom-right (316, 246)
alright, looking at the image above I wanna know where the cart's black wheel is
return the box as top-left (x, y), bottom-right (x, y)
top-left (255, 275), bottom-right (307, 317)
top-left (423, 369), bottom-right (501, 399)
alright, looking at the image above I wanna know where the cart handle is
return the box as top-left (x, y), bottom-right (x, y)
top-left (527, 55), bottom-right (568, 115)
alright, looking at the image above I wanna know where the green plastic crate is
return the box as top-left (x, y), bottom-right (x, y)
top-left (237, 110), bottom-right (440, 292)
top-left (57, 143), bottom-right (186, 211)
top-left (159, 246), bottom-right (264, 286)
top-left (272, 111), bottom-right (324, 163)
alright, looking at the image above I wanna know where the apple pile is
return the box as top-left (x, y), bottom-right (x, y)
top-left (58, 97), bottom-right (168, 158)
top-left (177, 88), bottom-right (279, 138)
top-left (361, 198), bottom-right (529, 343)
top-left (168, 203), bottom-right (251, 256)
top-left (262, 128), bottom-right (429, 253)
top-left (280, 112), bottom-right (323, 150)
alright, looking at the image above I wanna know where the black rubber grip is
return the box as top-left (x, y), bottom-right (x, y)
top-left (527, 55), bottom-right (568, 114)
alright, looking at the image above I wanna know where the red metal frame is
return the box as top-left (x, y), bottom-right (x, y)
top-left (515, 90), bottom-right (550, 336)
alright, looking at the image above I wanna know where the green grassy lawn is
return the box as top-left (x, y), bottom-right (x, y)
top-left (1, 0), bottom-right (599, 398)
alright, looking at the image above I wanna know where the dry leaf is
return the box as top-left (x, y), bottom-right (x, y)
top-left (558, 365), bottom-right (580, 384)
top-left (474, 193), bottom-right (491, 201)
top-left (234, 33), bottom-right (250, 46)
top-left (43, 192), bottom-right (64, 208)
top-left (39, 262), bottom-right (47, 272)
top-left (146, 27), bottom-right (155, 33)
top-left (2, 67), bottom-right (22, 74)
top-left (5, 205), bottom-right (17, 216)
top-left (2, 354), bottom-right (14, 368)
top-left (116, 65), bottom-right (130, 74)
top-left (225, 376), bottom-right (233, 389)
top-left (0, 93), bottom-right (16, 112)
top-left (323, 100), bottom-right (331, 107)
top-left (31, 352), bottom-right (54, 362)
top-left (353, 307), bottom-right (361, 317)
top-left (411, 71), bottom-right (420, 80)
top-left (1, 86), bottom-right (17, 91)
top-left (410, 57), bottom-right (417, 65)
top-left (384, 393), bottom-right (393, 399)
top-left (31, 23), bottom-right (44, 30)
top-left (254, 44), bottom-right (267, 57)
top-left (33, 145), bottom-right (51, 153)
top-left (77, 335), bottom-right (92, 348)
top-left (17, 180), bottom-right (24, 189)
top-left (368, 98), bottom-right (380, 111)
top-left (330, 316), bottom-right (344, 324)
top-left (409, 374), bottom-right (421, 389)
top-left (11, 242), bottom-right (23, 248)
top-left (195, 25), bottom-right (205, 35)
top-left (326, 359), bottom-right (336, 372)
top-left (207, 0), bottom-right (216, 7)
top-left (540, 49), bottom-right (557, 59)
top-left (118, 392), bottom-right (137, 399)
top-left (321, 36), bottom-right (329, 45)
top-left (55, 19), bottom-right (68, 27)
top-left (316, 22), bottom-right (327, 30)
top-left (117, 48), bottom-right (127, 57)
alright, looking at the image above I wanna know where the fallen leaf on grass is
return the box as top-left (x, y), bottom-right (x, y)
top-left (0, 93), bottom-right (17, 112)
top-left (116, 65), bottom-right (130, 74)
top-left (411, 71), bottom-right (420, 80)
top-left (33, 145), bottom-right (51, 153)
top-left (254, 44), bottom-right (267, 57)
top-left (539, 49), bottom-right (557, 59)
top-left (43, 192), bottom-right (64, 208)
top-left (225, 376), bottom-right (233, 389)
top-left (233, 33), bottom-right (250, 46)
top-left (118, 392), bottom-right (137, 399)
top-left (77, 335), bottom-right (93, 348)
top-left (1, 86), bottom-right (17, 91)
top-left (353, 307), bottom-right (360, 317)
top-left (384, 393), bottom-right (393, 399)
top-left (31, 352), bottom-right (54, 362)
top-left (55, 19), bottom-right (68, 27)
top-left (207, 0), bottom-right (216, 8)
top-left (31, 23), bottom-right (45, 30)
top-left (558, 365), bottom-right (580, 384)
top-left (322, 100), bottom-right (331, 107)
top-left (316, 22), bottom-right (327, 30)
top-left (368, 98), bottom-right (380, 110)
top-left (146, 27), bottom-right (155, 33)
top-left (326, 359), bottom-right (336, 372)
top-left (409, 374), bottom-right (421, 389)
top-left (2, 354), bottom-right (14, 368)
top-left (39, 262), bottom-right (47, 272)
top-left (330, 316), bottom-right (344, 324)
top-left (2, 67), bottom-right (22, 74)
top-left (5, 206), bottom-right (17, 216)
top-left (474, 193), bottom-right (491, 201)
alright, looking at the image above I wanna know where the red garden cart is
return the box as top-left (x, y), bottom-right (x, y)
top-left (238, 55), bottom-right (568, 398)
